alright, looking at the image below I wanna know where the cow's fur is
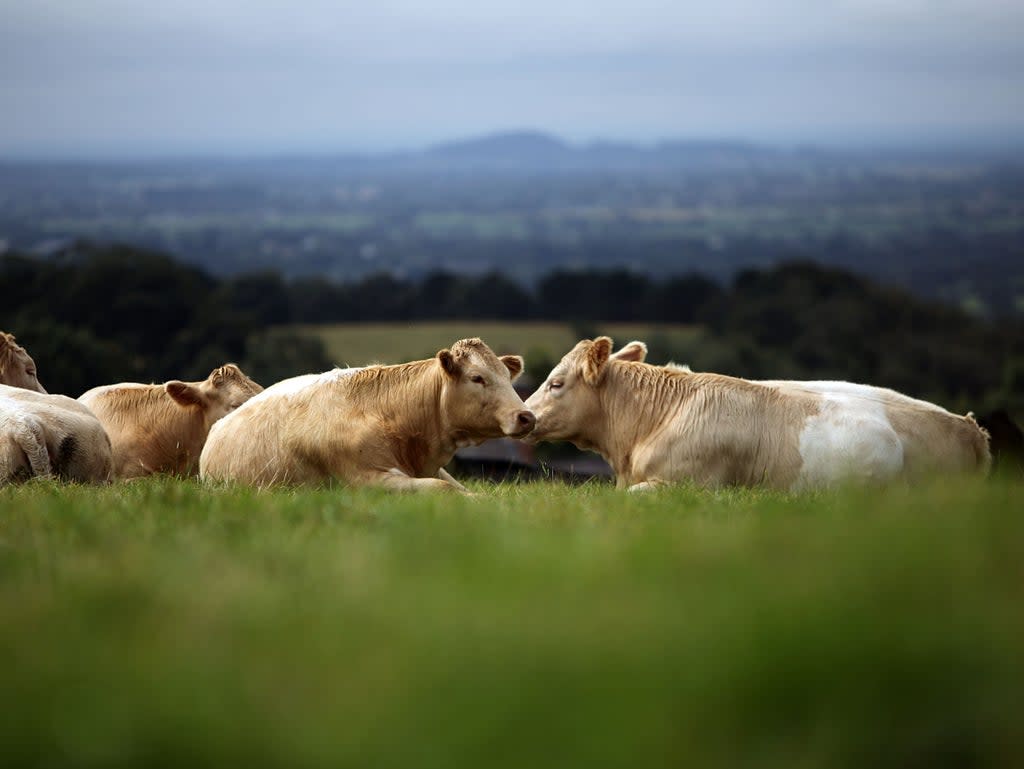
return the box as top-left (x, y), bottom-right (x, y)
top-left (78, 364), bottom-right (262, 478)
top-left (0, 385), bottom-right (112, 484)
top-left (0, 332), bottom-right (46, 393)
top-left (199, 338), bottom-right (534, 492)
top-left (525, 337), bottom-right (991, 491)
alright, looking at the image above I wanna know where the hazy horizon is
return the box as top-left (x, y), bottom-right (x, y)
top-left (4, 128), bottom-right (1024, 162)
top-left (2, 1), bottom-right (1022, 158)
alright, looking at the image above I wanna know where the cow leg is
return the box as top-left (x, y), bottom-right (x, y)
top-left (370, 467), bottom-right (469, 493)
top-left (627, 480), bottom-right (665, 493)
top-left (437, 467), bottom-right (470, 493)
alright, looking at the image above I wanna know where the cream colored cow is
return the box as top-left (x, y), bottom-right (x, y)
top-left (0, 332), bottom-right (46, 392)
top-left (525, 337), bottom-right (990, 491)
top-left (79, 364), bottom-right (262, 479)
top-left (0, 384), bottom-right (112, 484)
top-left (199, 338), bottom-right (535, 492)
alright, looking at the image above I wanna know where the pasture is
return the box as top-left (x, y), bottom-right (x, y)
top-left (299, 321), bottom-right (701, 369)
top-left (2, 476), bottom-right (1023, 767)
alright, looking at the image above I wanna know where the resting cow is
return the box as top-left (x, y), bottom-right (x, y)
top-left (0, 332), bottom-right (46, 392)
top-left (525, 337), bottom-right (991, 491)
top-left (199, 338), bottom-right (535, 491)
top-left (0, 384), bottom-right (112, 484)
top-left (78, 364), bottom-right (262, 479)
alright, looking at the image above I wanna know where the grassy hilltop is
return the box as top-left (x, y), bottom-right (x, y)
top-left (1, 477), bottom-right (1023, 767)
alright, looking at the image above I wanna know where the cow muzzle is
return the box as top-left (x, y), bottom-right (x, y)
top-left (507, 410), bottom-right (537, 438)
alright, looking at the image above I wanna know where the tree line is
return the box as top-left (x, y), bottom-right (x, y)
top-left (1, 241), bottom-right (1020, 413)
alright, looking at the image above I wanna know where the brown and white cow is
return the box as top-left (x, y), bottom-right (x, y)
top-left (199, 338), bottom-right (535, 491)
top-left (524, 337), bottom-right (991, 491)
top-left (0, 332), bottom-right (46, 393)
top-left (0, 384), bottom-right (112, 484)
top-left (78, 364), bottom-right (262, 479)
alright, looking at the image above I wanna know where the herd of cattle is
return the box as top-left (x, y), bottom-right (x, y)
top-left (0, 330), bottom-right (993, 492)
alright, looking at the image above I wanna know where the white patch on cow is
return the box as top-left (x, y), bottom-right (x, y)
top-left (793, 392), bottom-right (904, 490)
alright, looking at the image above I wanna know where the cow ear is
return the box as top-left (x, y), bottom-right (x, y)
top-left (437, 349), bottom-right (460, 378)
top-left (500, 355), bottom-right (524, 381)
top-left (166, 381), bottom-right (204, 407)
top-left (610, 340), bottom-right (647, 363)
top-left (210, 363), bottom-right (242, 385)
top-left (582, 337), bottom-right (613, 385)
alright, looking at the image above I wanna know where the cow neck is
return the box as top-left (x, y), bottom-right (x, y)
top-left (357, 360), bottom-right (452, 469)
top-left (597, 362), bottom-right (695, 479)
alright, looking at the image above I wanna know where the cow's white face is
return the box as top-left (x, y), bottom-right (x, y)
top-left (0, 334), bottom-right (46, 393)
top-left (524, 337), bottom-right (614, 447)
top-left (437, 338), bottom-right (535, 443)
top-left (166, 364), bottom-right (263, 426)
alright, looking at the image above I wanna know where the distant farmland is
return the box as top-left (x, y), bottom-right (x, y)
top-left (300, 321), bottom-right (702, 368)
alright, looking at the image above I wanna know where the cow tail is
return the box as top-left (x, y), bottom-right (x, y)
top-left (965, 412), bottom-right (993, 476)
top-left (13, 416), bottom-right (52, 478)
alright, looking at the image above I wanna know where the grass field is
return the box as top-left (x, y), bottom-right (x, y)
top-left (301, 321), bottom-right (702, 369)
top-left (2, 476), bottom-right (1023, 767)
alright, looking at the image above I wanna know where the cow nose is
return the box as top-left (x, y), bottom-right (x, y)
top-left (515, 411), bottom-right (536, 435)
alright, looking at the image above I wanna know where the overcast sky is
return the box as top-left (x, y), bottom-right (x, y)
top-left (1, 0), bottom-right (1022, 155)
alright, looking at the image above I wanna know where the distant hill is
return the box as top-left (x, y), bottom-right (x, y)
top-left (428, 131), bottom-right (571, 160)
top-left (414, 131), bottom-right (773, 171)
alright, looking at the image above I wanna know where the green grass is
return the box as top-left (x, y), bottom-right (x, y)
top-left (302, 321), bottom-right (700, 367)
top-left (2, 477), bottom-right (1023, 767)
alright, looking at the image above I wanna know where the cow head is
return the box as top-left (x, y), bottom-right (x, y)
top-left (525, 336), bottom-right (652, 447)
top-left (0, 333), bottom-right (46, 393)
top-left (524, 337), bottom-right (621, 446)
top-left (436, 338), bottom-right (535, 442)
top-left (165, 363), bottom-right (263, 426)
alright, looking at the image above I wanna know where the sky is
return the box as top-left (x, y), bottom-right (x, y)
top-left (1, 0), bottom-right (1022, 156)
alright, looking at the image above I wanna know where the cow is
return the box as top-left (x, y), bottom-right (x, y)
top-left (78, 364), bottom-right (263, 479)
top-left (524, 337), bottom-right (991, 491)
top-left (0, 384), bottom-right (112, 484)
top-left (199, 338), bottom-right (536, 491)
top-left (0, 332), bottom-right (46, 393)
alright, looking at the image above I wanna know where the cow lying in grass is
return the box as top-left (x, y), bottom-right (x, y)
top-left (79, 364), bottom-right (262, 479)
top-left (525, 337), bottom-right (991, 491)
top-left (200, 338), bottom-right (535, 491)
top-left (0, 332), bottom-right (46, 393)
top-left (0, 384), bottom-right (112, 484)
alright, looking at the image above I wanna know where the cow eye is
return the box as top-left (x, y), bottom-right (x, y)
top-left (470, 375), bottom-right (485, 385)
top-left (549, 380), bottom-right (563, 390)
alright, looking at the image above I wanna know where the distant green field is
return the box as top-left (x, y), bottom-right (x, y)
top-left (300, 321), bottom-right (701, 367)
top-left (1, 477), bottom-right (1022, 766)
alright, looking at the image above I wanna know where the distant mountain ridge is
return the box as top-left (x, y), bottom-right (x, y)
top-left (417, 130), bottom-right (770, 170)
top-left (428, 131), bottom-right (571, 159)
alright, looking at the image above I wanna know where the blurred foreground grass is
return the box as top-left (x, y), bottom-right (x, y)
top-left (1, 477), bottom-right (1022, 768)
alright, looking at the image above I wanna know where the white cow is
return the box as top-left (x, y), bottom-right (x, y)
top-left (0, 384), bottom-right (113, 484)
top-left (200, 338), bottom-right (535, 492)
top-left (79, 364), bottom-right (262, 479)
top-left (525, 337), bottom-right (991, 491)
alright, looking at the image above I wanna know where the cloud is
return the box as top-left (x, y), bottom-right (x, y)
top-left (0, 0), bottom-right (1021, 153)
